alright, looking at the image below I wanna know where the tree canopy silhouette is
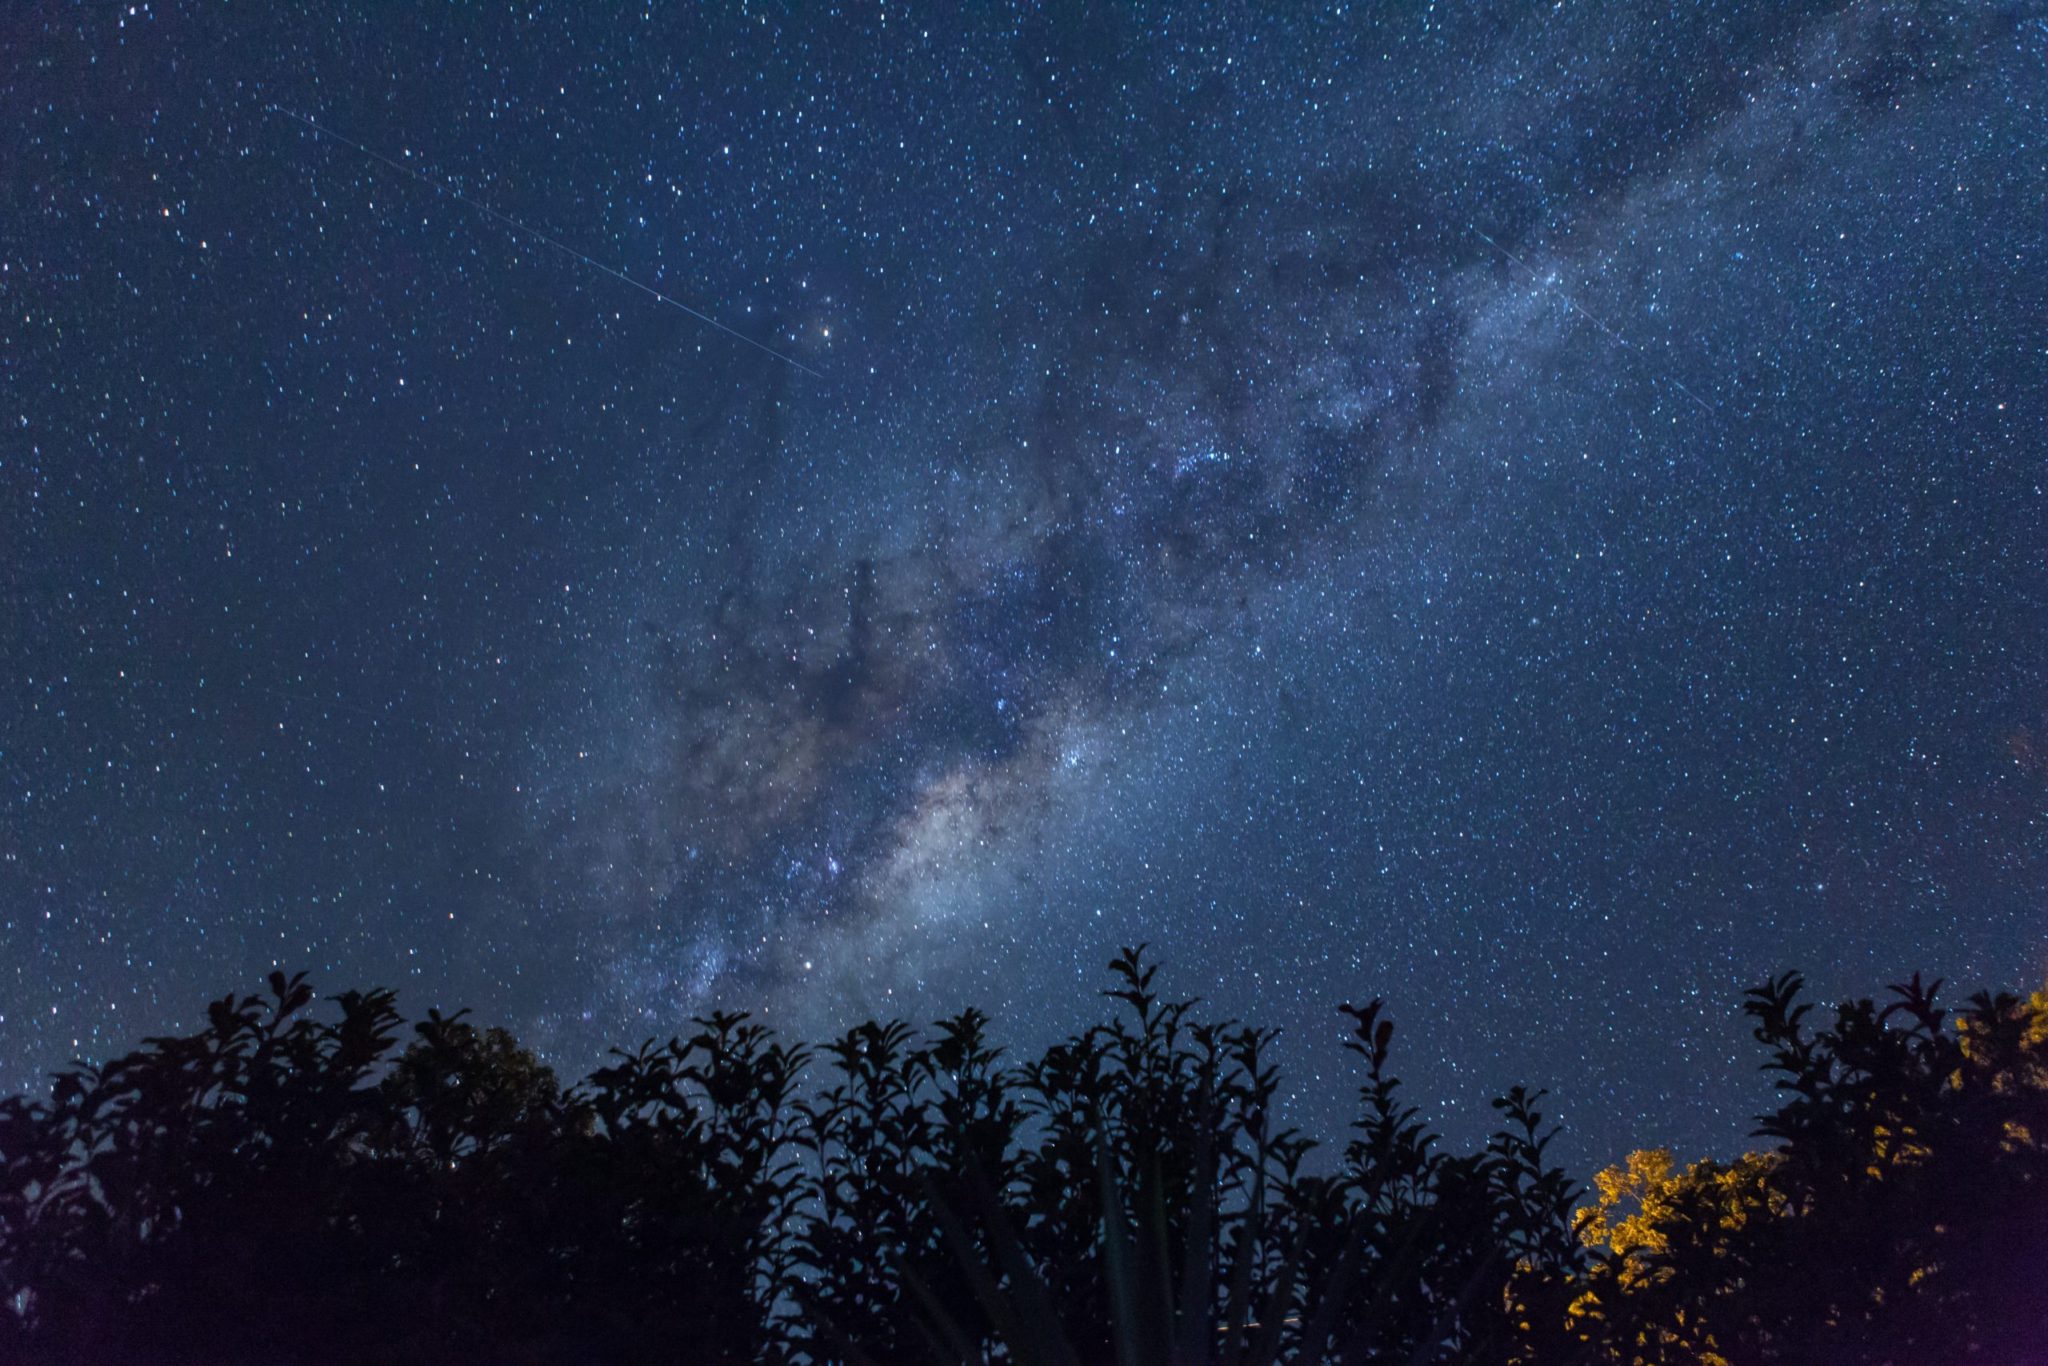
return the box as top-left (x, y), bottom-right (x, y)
top-left (1, 951), bottom-right (2042, 1364)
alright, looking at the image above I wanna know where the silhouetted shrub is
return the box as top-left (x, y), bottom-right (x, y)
top-left (1, 954), bottom-right (2042, 1363)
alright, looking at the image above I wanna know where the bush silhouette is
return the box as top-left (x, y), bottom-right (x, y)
top-left (1, 953), bottom-right (2042, 1363)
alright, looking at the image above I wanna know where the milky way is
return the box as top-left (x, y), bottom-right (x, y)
top-left (7, 1), bottom-right (2045, 1164)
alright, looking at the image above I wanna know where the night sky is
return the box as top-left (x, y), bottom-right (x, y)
top-left (6, 1), bottom-right (2046, 1167)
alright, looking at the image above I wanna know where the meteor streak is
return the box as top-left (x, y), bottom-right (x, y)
top-left (269, 105), bottom-right (822, 379)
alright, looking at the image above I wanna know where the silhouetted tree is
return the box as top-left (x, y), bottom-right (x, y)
top-left (1567, 974), bottom-right (2048, 1364)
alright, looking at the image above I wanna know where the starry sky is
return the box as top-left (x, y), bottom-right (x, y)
top-left (6, 1), bottom-right (2045, 1166)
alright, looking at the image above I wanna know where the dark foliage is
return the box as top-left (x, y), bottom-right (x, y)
top-left (1, 954), bottom-right (2042, 1364)
top-left (1567, 973), bottom-right (2048, 1364)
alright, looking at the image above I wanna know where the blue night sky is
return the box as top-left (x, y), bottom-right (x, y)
top-left (6, 1), bottom-right (2045, 1166)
